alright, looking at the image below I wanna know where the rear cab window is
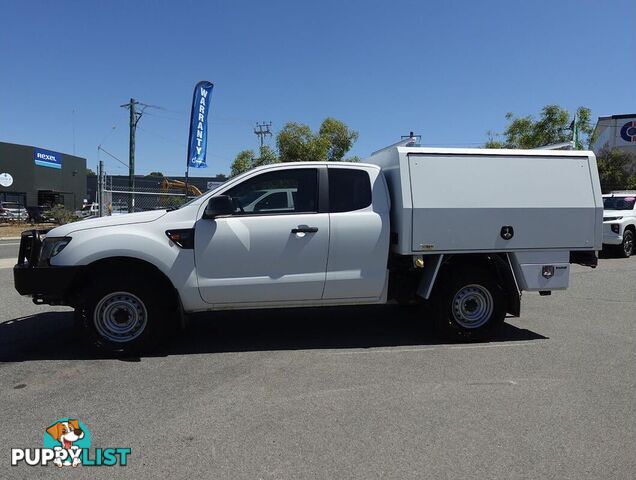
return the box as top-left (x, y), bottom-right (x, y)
top-left (328, 168), bottom-right (372, 212)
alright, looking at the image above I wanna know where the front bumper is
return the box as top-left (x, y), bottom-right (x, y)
top-left (602, 234), bottom-right (623, 246)
top-left (602, 223), bottom-right (623, 245)
top-left (14, 264), bottom-right (82, 304)
top-left (13, 229), bottom-right (82, 305)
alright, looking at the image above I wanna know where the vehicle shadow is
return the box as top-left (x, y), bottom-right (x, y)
top-left (0, 305), bottom-right (548, 362)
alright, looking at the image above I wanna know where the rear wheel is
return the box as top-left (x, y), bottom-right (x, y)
top-left (432, 268), bottom-right (506, 341)
top-left (75, 275), bottom-right (173, 353)
top-left (616, 230), bottom-right (633, 258)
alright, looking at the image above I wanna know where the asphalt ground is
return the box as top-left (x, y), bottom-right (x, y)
top-left (0, 239), bottom-right (20, 268)
top-left (0, 242), bottom-right (634, 479)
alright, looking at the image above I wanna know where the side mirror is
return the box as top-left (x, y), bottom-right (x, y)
top-left (203, 195), bottom-right (234, 219)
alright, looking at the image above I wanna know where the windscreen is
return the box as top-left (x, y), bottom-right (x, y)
top-left (603, 196), bottom-right (635, 210)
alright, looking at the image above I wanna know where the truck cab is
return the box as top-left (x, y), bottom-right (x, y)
top-left (14, 162), bottom-right (392, 351)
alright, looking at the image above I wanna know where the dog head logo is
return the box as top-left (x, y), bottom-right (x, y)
top-left (43, 418), bottom-right (91, 467)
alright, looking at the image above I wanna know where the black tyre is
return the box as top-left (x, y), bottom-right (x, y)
top-left (432, 268), bottom-right (506, 341)
top-left (74, 274), bottom-right (172, 354)
top-left (616, 230), bottom-right (633, 258)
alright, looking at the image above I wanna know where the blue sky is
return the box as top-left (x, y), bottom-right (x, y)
top-left (1, 0), bottom-right (634, 177)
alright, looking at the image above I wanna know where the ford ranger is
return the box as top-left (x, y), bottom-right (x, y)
top-left (14, 142), bottom-right (603, 352)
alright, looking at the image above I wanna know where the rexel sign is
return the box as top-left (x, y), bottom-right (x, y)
top-left (34, 148), bottom-right (62, 169)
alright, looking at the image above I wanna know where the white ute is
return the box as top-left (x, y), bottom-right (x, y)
top-left (601, 191), bottom-right (636, 258)
top-left (14, 141), bottom-right (603, 352)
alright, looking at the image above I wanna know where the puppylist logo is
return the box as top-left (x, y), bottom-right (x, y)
top-left (11, 418), bottom-right (131, 467)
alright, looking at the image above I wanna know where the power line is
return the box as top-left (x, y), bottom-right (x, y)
top-left (98, 122), bottom-right (120, 146)
top-left (97, 145), bottom-right (128, 168)
top-left (136, 126), bottom-right (185, 146)
top-left (135, 126), bottom-right (229, 162)
top-left (71, 108), bottom-right (76, 156)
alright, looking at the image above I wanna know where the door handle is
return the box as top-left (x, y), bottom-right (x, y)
top-left (291, 226), bottom-right (318, 234)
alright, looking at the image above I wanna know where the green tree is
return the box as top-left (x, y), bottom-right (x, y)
top-left (596, 148), bottom-right (636, 192)
top-left (230, 150), bottom-right (256, 177)
top-left (318, 117), bottom-right (359, 161)
top-left (86, 168), bottom-right (96, 176)
top-left (148, 171), bottom-right (164, 177)
top-left (253, 145), bottom-right (279, 167)
top-left (485, 105), bottom-right (593, 149)
top-left (231, 118), bottom-right (359, 175)
top-left (230, 146), bottom-right (282, 177)
top-left (277, 118), bottom-right (359, 162)
top-left (277, 122), bottom-right (329, 163)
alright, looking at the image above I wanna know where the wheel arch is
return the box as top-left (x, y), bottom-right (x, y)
top-left (69, 256), bottom-right (181, 312)
top-left (429, 253), bottom-right (520, 317)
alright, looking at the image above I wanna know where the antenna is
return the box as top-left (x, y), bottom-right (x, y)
top-left (401, 131), bottom-right (421, 146)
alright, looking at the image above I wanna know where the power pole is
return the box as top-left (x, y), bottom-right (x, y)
top-left (98, 160), bottom-right (105, 217)
top-left (120, 98), bottom-right (146, 212)
top-left (254, 121), bottom-right (272, 149)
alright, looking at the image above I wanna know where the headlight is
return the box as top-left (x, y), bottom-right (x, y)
top-left (38, 237), bottom-right (71, 266)
top-left (603, 216), bottom-right (623, 221)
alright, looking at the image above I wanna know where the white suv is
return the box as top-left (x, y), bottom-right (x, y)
top-left (602, 191), bottom-right (636, 258)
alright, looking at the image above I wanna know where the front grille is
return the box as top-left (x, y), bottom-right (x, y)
top-left (17, 229), bottom-right (48, 267)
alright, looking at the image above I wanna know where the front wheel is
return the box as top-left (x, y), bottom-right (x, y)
top-left (616, 230), bottom-right (633, 258)
top-left (75, 276), bottom-right (171, 353)
top-left (432, 268), bottom-right (506, 341)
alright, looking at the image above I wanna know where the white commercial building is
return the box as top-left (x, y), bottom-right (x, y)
top-left (591, 113), bottom-right (636, 175)
top-left (591, 113), bottom-right (636, 154)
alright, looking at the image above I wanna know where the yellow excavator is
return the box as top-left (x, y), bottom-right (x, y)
top-left (160, 178), bottom-right (203, 197)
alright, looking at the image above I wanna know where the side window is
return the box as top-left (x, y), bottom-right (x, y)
top-left (225, 169), bottom-right (317, 215)
top-left (328, 168), bottom-right (372, 213)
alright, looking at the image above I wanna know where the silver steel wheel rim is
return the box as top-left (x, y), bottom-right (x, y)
top-left (93, 291), bottom-right (147, 343)
top-left (451, 284), bottom-right (494, 329)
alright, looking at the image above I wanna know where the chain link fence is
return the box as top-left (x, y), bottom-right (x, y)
top-left (92, 172), bottom-right (225, 217)
top-left (100, 181), bottom-right (190, 215)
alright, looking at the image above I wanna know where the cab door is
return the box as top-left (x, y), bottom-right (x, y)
top-left (194, 167), bottom-right (329, 305)
top-left (322, 165), bottom-right (390, 300)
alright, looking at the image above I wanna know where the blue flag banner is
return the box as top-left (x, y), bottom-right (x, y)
top-left (187, 81), bottom-right (214, 168)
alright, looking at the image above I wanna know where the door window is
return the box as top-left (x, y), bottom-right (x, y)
top-left (225, 169), bottom-right (317, 215)
top-left (253, 191), bottom-right (289, 212)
